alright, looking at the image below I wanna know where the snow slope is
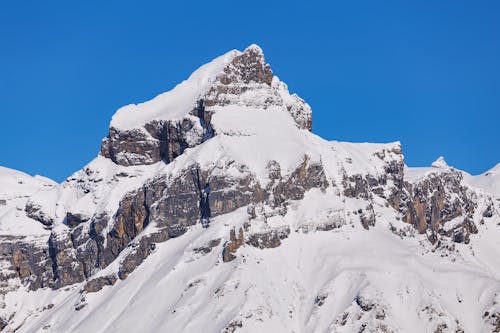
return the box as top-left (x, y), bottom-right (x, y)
top-left (0, 167), bottom-right (56, 237)
top-left (463, 163), bottom-right (500, 198)
top-left (110, 49), bottom-right (240, 130)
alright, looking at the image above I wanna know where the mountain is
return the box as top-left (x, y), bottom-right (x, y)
top-left (1, 45), bottom-right (499, 333)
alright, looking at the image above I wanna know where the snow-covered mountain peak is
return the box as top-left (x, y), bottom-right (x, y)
top-left (244, 43), bottom-right (264, 55)
top-left (109, 44), bottom-right (286, 132)
top-left (1, 46), bottom-right (500, 333)
top-left (431, 156), bottom-right (449, 168)
top-left (100, 45), bottom-right (312, 166)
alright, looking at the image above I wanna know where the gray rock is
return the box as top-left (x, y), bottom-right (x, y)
top-left (25, 201), bottom-right (54, 226)
top-left (193, 238), bottom-right (221, 255)
top-left (356, 295), bottom-right (375, 312)
top-left (83, 275), bottom-right (117, 293)
top-left (398, 169), bottom-right (479, 244)
top-left (66, 212), bottom-right (90, 228)
top-left (49, 231), bottom-right (86, 288)
top-left (246, 227), bottom-right (290, 249)
top-left (100, 117), bottom-right (204, 167)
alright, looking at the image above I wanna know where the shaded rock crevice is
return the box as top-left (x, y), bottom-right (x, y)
top-left (47, 235), bottom-right (59, 284)
top-left (101, 117), bottom-right (203, 167)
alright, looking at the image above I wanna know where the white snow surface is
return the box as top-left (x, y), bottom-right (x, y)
top-left (0, 167), bottom-right (56, 237)
top-left (463, 163), bottom-right (500, 198)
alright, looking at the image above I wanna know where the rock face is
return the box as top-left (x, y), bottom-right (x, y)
top-left (0, 236), bottom-right (55, 290)
top-left (399, 169), bottom-right (480, 244)
top-left (202, 45), bottom-right (312, 131)
top-left (100, 117), bottom-right (204, 166)
top-left (0, 45), bottom-right (499, 333)
top-left (0, 156), bottom-right (330, 300)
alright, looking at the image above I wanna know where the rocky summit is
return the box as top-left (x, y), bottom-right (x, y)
top-left (0, 45), bottom-right (499, 333)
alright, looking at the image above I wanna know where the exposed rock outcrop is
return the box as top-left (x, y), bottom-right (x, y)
top-left (100, 118), bottom-right (204, 166)
top-left (246, 226), bottom-right (290, 249)
top-left (83, 274), bottom-right (117, 293)
top-left (398, 169), bottom-right (480, 244)
top-left (25, 201), bottom-right (54, 227)
top-left (0, 236), bottom-right (54, 290)
top-left (222, 228), bottom-right (245, 262)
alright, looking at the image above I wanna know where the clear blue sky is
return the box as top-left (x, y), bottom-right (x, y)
top-left (1, 1), bottom-right (499, 182)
